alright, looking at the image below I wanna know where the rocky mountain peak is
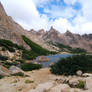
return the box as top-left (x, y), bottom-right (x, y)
top-left (0, 2), bottom-right (6, 17)
top-left (49, 26), bottom-right (57, 33)
top-left (64, 30), bottom-right (73, 37)
top-left (38, 29), bottom-right (45, 34)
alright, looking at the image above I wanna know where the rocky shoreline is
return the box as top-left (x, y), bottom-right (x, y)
top-left (0, 68), bottom-right (92, 92)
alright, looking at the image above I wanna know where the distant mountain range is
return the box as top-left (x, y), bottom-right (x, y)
top-left (0, 2), bottom-right (92, 52)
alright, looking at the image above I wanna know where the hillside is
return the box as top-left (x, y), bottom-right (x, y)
top-left (28, 27), bottom-right (92, 52)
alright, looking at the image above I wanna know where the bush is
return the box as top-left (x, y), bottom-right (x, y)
top-left (25, 80), bottom-right (34, 84)
top-left (54, 43), bottom-right (87, 53)
top-left (0, 55), bottom-right (8, 61)
top-left (22, 35), bottom-right (56, 55)
top-left (50, 54), bottom-right (92, 75)
top-left (21, 63), bottom-right (42, 71)
top-left (77, 80), bottom-right (85, 89)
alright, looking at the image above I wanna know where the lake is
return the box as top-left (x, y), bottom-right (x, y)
top-left (41, 54), bottom-right (72, 67)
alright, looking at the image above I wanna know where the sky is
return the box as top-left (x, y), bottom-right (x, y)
top-left (0, 0), bottom-right (92, 34)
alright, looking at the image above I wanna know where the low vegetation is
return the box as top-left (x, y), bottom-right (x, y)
top-left (50, 54), bottom-right (92, 75)
top-left (25, 80), bottom-right (34, 84)
top-left (22, 35), bottom-right (56, 56)
top-left (0, 55), bottom-right (8, 61)
top-left (21, 63), bottom-right (42, 71)
top-left (52, 43), bottom-right (87, 53)
top-left (0, 39), bottom-right (25, 52)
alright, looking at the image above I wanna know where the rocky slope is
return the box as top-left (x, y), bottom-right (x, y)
top-left (0, 1), bottom-right (92, 52)
top-left (28, 26), bottom-right (92, 52)
top-left (0, 2), bottom-right (31, 49)
top-left (0, 68), bottom-right (92, 92)
top-left (0, 2), bottom-right (56, 51)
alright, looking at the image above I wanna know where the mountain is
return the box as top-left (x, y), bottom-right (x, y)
top-left (0, 2), bottom-right (30, 49)
top-left (0, 2), bottom-right (92, 52)
top-left (0, 2), bottom-right (57, 51)
top-left (28, 26), bottom-right (92, 52)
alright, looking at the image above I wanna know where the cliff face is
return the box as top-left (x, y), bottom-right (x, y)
top-left (0, 2), bottom-right (92, 52)
top-left (0, 2), bottom-right (30, 49)
top-left (28, 26), bottom-right (92, 52)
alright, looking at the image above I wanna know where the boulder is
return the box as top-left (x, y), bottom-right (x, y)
top-left (69, 79), bottom-right (79, 87)
top-left (83, 73), bottom-right (92, 77)
top-left (0, 65), bottom-right (10, 77)
top-left (36, 56), bottom-right (49, 62)
top-left (50, 84), bottom-right (70, 92)
top-left (29, 82), bottom-right (54, 92)
top-left (85, 77), bottom-right (92, 90)
top-left (76, 70), bottom-right (83, 76)
top-left (9, 66), bottom-right (24, 76)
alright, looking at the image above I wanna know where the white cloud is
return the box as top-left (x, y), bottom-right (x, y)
top-left (51, 18), bottom-right (73, 33)
top-left (64, 0), bottom-right (77, 5)
top-left (0, 0), bottom-right (92, 34)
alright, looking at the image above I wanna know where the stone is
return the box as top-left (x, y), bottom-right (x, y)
top-left (85, 77), bottom-right (92, 90)
top-left (76, 70), bottom-right (83, 76)
top-left (0, 65), bottom-right (10, 77)
top-left (29, 82), bottom-right (54, 92)
top-left (50, 84), bottom-right (70, 92)
top-left (9, 66), bottom-right (24, 76)
top-left (36, 56), bottom-right (49, 62)
top-left (69, 79), bottom-right (79, 87)
top-left (83, 73), bottom-right (92, 77)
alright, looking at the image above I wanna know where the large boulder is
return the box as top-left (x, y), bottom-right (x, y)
top-left (85, 77), bottom-right (92, 90)
top-left (29, 82), bottom-right (54, 92)
top-left (9, 66), bottom-right (24, 76)
top-left (50, 84), bottom-right (70, 92)
top-left (36, 56), bottom-right (49, 62)
top-left (0, 65), bottom-right (10, 77)
top-left (76, 70), bottom-right (83, 76)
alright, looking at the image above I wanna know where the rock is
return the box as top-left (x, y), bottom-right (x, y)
top-left (70, 88), bottom-right (83, 92)
top-left (54, 77), bottom-right (66, 84)
top-left (50, 84), bottom-right (70, 92)
top-left (85, 77), bottom-right (92, 90)
top-left (36, 56), bottom-right (49, 62)
top-left (76, 70), bottom-right (83, 76)
top-left (0, 65), bottom-right (10, 77)
top-left (49, 63), bottom-right (54, 66)
top-left (9, 66), bottom-right (24, 76)
top-left (29, 82), bottom-right (54, 92)
top-left (83, 73), bottom-right (92, 77)
top-left (69, 79), bottom-right (79, 87)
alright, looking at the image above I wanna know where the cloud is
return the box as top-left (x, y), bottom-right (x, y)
top-left (0, 0), bottom-right (92, 34)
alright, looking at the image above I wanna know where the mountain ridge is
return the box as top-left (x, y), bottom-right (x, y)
top-left (0, 2), bottom-right (92, 52)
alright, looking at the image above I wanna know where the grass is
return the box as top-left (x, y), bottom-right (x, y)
top-left (25, 80), bottom-right (34, 84)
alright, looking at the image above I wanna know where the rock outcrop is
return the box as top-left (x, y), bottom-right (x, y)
top-left (9, 66), bottom-right (24, 76)
top-left (0, 2), bottom-right (29, 49)
top-left (0, 65), bottom-right (10, 77)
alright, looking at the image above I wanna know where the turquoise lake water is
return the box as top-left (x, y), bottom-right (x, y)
top-left (41, 54), bottom-right (72, 67)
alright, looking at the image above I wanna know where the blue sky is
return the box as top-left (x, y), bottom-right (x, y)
top-left (0, 0), bottom-right (92, 34)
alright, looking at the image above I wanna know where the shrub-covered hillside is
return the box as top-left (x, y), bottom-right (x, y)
top-left (22, 35), bottom-right (56, 55)
top-left (50, 54), bottom-right (92, 75)
top-left (0, 39), bottom-right (25, 52)
top-left (53, 43), bottom-right (87, 53)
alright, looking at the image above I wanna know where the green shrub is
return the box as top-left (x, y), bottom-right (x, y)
top-left (25, 80), bottom-right (34, 84)
top-left (0, 75), bottom-right (3, 79)
top-left (0, 55), bottom-right (8, 61)
top-left (21, 63), bottom-right (42, 71)
top-left (0, 39), bottom-right (25, 52)
top-left (12, 72), bottom-right (24, 76)
top-left (22, 35), bottom-right (56, 55)
top-left (2, 47), bottom-right (6, 51)
top-left (77, 80), bottom-right (85, 89)
top-left (53, 43), bottom-right (87, 53)
top-left (22, 50), bottom-right (38, 60)
top-left (50, 54), bottom-right (92, 75)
